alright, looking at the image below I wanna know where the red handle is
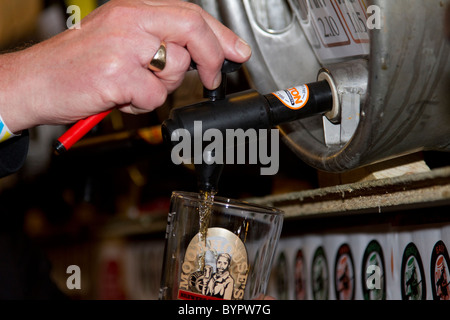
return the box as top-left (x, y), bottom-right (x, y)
top-left (54, 110), bottom-right (112, 154)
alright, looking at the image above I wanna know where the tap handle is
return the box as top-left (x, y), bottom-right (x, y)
top-left (190, 59), bottom-right (242, 101)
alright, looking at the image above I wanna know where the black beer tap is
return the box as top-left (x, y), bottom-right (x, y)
top-left (162, 60), bottom-right (334, 193)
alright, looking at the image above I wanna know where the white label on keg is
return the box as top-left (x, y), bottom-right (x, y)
top-left (272, 85), bottom-right (309, 110)
top-left (178, 227), bottom-right (249, 300)
top-left (334, 0), bottom-right (370, 43)
top-left (303, 0), bottom-right (370, 62)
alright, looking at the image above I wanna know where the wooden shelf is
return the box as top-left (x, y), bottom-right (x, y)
top-left (245, 166), bottom-right (450, 221)
top-left (95, 166), bottom-right (450, 238)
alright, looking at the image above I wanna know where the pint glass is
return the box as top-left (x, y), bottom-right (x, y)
top-left (159, 191), bottom-right (284, 300)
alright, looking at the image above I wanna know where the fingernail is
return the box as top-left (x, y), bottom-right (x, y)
top-left (235, 38), bottom-right (252, 59)
top-left (212, 72), bottom-right (222, 89)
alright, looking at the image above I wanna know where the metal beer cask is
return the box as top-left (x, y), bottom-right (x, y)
top-left (209, 0), bottom-right (450, 172)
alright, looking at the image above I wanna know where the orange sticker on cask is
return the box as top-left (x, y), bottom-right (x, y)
top-left (272, 85), bottom-right (310, 110)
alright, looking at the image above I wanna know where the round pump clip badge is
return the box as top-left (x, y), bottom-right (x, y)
top-left (430, 240), bottom-right (450, 300)
top-left (311, 246), bottom-right (329, 300)
top-left (294, 249), bottom-right (307, 300)
top-left (334, 243), bottom-right (355, 300)
top-left (401, 242), bottom-right (426, 300)
top-left (178, 227), bottom-right (249, 300)
top-left (361, 240), bottom-right (386, 300)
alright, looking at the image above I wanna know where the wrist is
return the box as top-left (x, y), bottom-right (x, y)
top-left (0, 49), bottom-right (40, 133)
top-left (0, 112), bottom-right (20, 142)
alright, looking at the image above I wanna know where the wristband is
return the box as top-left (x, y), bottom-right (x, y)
top-left (0, 113), bottom-right (19, 143)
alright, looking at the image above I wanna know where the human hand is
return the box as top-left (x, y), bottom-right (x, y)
top-left (0, 0), bottom-right (252, 133)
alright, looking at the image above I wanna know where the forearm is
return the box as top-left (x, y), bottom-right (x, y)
top-left (0, 49), bottom-right (41, 134)
top-left (0, 45), bottom-right (46, 133)
top-left (0, 27), bottom-right (116, 133)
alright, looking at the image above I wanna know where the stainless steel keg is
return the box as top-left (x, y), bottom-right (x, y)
top-left (196, 0), bottom-right (450, 172)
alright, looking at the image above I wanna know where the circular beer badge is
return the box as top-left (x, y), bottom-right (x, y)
top-left (430, 240), bottom-right (450, 300)
top-left (294, 249), bottom-right (307, 300)
top-left (311, 246), bottom-right (329, 300)
top-left (361, 240), bottom-right (386, 300)
top-left (178, 227), bottom-right (249, 300)
top-left (401, 242), bottom-right (426, 300)
top-left (334, 243), bottom-right (355, 300)
top-left (275, 252), bottom-right (289, 300)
